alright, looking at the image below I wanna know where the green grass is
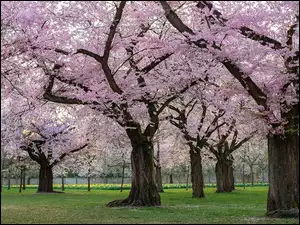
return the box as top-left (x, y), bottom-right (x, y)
top-left (1, 187), bottom-right (299, 224)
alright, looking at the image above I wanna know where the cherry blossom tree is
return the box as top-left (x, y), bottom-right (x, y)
top-left (159, 1), bottom-right (298, 217)
top-left (1, 1), bottom-right (207, 206)
top-left (19, 117), bottom-right (88, 193)
top-left (2, 1), bottom-right (298, 214)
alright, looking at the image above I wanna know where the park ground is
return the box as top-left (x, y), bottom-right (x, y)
top-left (1, 186), bottom-right (299, 224)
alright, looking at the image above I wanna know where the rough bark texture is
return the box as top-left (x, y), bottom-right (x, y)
top-left (37, 164), bottom-right (53, 193)
top-left (106, 131), bottom-right (160, 207)
top-left (190, 147), bottom-right (205, 198)
top-left (215, 157), bottom-right (235, 193)
top-left (266, 104), bottom-right (299, 218)
top-left (155, 165), bottom-right (164, 192)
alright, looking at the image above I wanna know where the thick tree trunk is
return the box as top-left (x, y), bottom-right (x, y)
top-left (27, 177), bottom-right (31, 185)
top-left (37, 164), bottom-right (53, 193)
top-left (215, 157), bottom-right (235, 193)
top-left (190, 147), bottom-right (205, 198)
top-left (106, 132), bottom-right (160, 207)
top-left (266, 104), bottom-right (299, 218)
top-left (169, 173), bottom-right (173, 184)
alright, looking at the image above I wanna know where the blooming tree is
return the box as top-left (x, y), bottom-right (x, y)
top-left (159, 1), bottom-right (298, 216)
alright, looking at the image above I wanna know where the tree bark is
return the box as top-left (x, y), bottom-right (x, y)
top-left (190, 147), bottom-right (205, 198)
top-left (266, 104), bottom-right (299, 218)
top-left (37, 164), bottom-right (53, 193)
top-left (106, 131), bottom-right (160, 207)
top-left (215, 157), bottom-right (235, 192)
top-left (27, 177), bottom-right (31, 185)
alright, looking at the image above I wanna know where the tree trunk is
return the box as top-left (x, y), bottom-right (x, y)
top-left (190, 147), bottom-right (205, 198)
top-left (215, 157), bottom-right (235, 193)
top-left (22, 168), bottom-right (26, 190)
top-left (120, 162), bottom-right (125, 192)
top-left (106, 132), bottom-right (160, 207)
top-left (266, 104), bottom-right (299, 218)
top-left (27, 177), bottom-right (31, 185)
top-left (88, 176), bottom-right (91, 192)
top-left (61, 177), bottom-right (65, 191)
top-left (169, 173), bottom-right (173, 184)
top-left (19, 168), bottom-right (23, 193)
top-left (250, 165), bottom-right (254, 187)
top-left (155, 165), bottom-right (164, 192)
top-left (7, 171), bottom-right (10, 190)
top-left (37, 164), bottom-right (53, 193)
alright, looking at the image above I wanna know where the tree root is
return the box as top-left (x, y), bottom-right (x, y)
top-left (106, 198), bottom-right (160, 207)
top-left (266, 208), bottom-right (299, 218)
top-left (35, 191), bottom-right (65, 194)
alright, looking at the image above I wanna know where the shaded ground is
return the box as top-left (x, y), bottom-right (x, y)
top-left (1, 187), bottom-right (299, 224)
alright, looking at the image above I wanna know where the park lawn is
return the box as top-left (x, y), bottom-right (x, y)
top-left (1, 187), bottom-right (299, 224)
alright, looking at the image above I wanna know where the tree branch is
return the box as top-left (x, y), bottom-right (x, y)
top-left (195, 1), bottom-right (284, 50)
top-left (51, 143), bottom-right (88, 167)
top-left (140, 52), bottom-right (174, 73)
top-left (160, 1), bottom-right (268, 109)
top-left (103, 1), bottom-right (127, 61)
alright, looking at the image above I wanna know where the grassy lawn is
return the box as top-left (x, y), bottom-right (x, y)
top-left (1, 187), bottom-right (299, 224)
